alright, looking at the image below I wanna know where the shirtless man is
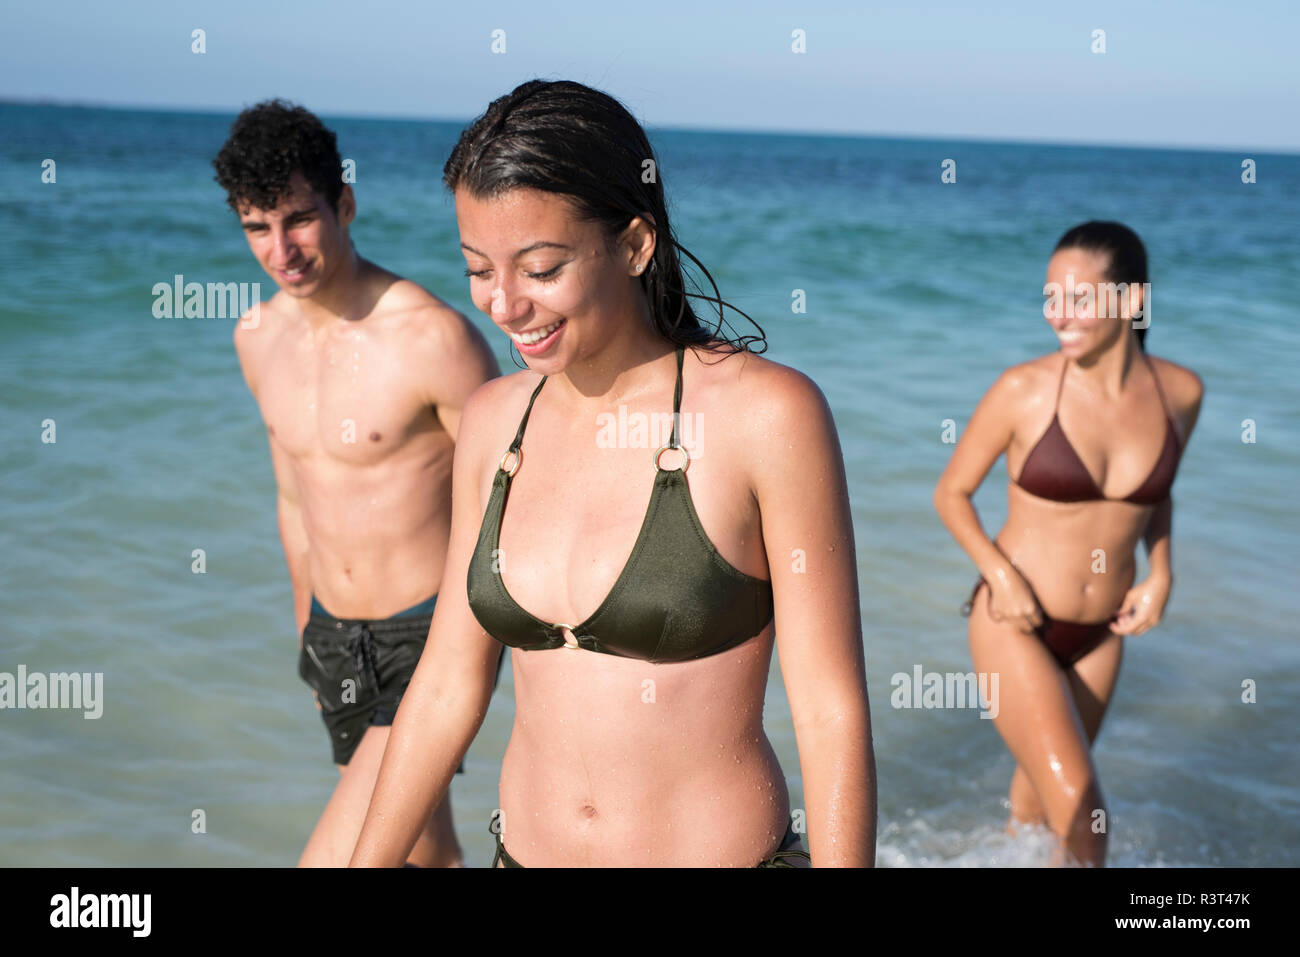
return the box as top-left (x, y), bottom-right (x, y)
top-left (213, 100), bottom-right (500, 866)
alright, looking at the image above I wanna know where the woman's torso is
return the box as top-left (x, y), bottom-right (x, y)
top-left (994, 352), bottom-right (1184, 622)
top-left (477, 346), bottom-right (791, 865)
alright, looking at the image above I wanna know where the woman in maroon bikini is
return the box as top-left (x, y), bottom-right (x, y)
top-left (933, 222), bottom-right (1203, 866)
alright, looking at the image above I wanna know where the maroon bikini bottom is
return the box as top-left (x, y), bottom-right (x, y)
top-left (962, 578), bottom-right (1117, 668)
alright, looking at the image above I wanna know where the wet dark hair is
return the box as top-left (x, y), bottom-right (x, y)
top-left (443, 79), bottom-right (766, 363)
top-left (213, 99), bottom-right (343, 214)
top-left (1053, 220), bottom-right (1150, 351)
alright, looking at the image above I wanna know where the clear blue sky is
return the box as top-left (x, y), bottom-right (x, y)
top-left (3, 0), bottom-right (1296, 151)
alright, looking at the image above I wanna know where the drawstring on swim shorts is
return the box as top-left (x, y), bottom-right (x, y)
top-left (346, 623), bottom-right (381, 695)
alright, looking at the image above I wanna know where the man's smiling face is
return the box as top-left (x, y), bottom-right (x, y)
top-left (238, 171), bottom-right (355, 298)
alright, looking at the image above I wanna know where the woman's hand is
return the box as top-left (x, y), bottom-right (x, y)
top-left (984, 564), bottom-right (1044, 635)
top-left (1111, 574), bottom-right (1171, 636)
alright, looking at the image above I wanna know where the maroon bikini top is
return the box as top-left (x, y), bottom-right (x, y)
top-left (1012, 352), bottom-right (1181, 506)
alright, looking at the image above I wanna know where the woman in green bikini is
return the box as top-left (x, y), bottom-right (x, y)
top-left (350, 79), bottom-right (875, 867)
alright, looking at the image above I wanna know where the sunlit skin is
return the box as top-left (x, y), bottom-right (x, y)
top-left (934, 246), bottom-right (1204, 866)
top-left (350, 187), bottom-right (876, 867)
top-left (231, 171), bottom-right (499, 867)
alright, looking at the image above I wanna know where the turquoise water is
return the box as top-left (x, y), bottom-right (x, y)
top-left (1, 103), bottom-right (1296, 866)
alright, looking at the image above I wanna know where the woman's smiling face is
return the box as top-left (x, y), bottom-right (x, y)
top-left (1043, 247), bottom-right (1135, 360)
top-left (455, 186), bottom-right (654, 373)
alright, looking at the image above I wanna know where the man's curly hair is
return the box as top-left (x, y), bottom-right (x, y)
top-left (213, 99), bottom-right (343, 213)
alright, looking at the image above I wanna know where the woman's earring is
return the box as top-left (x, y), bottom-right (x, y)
top-left (634, 263), bottom-right (644, 274)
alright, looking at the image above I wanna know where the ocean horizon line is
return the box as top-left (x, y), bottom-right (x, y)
top-left (4, 96), bottom-right (1297, 159)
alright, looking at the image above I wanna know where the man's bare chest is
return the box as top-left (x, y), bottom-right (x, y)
top-left (257, 338), bottom-right (428, 465)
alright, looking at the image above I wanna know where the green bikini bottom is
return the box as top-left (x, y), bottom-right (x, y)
top-left (491, 819), bottom-right (810, 867)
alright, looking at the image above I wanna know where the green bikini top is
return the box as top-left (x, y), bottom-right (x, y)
top-left (467, 345), bottom-right (775, 663)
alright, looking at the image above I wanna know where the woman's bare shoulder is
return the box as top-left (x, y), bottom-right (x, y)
top-left (1146, 353), bottom-right (1205, 414)
top-left (460, 368), bottom-right (546, 447)
top-left (690, 346), bottom-right (830, 430)
top-left (466, 367), bottom-right (543, 408)
top-left (953, 353), bottom-right (1062, 447)
top-left (989, 353), bottom-right (1060, 401)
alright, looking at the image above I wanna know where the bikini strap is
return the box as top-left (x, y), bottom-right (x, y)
top-left (653, 346), bottom-right (688, 472)
top-left (670, 345), bottom-right (684, 448)
top-left (1140, 351), bottom-right (1173, 421)
top-left (1053, 354), bottom-right (1069, 411)
top-left (500, 375), bottom-right (548, 475)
